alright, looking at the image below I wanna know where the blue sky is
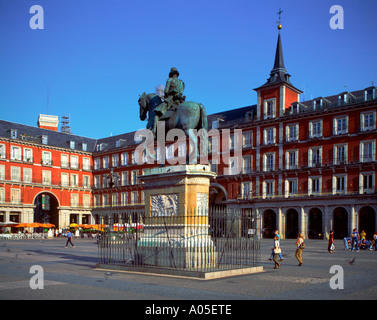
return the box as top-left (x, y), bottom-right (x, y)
top-left (0, 0), bottom-right (376, 139)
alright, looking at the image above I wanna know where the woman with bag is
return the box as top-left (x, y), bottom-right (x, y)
top-left (272, 236), bottom-right (282, 269)
top-left (295, 233), bottom-right (304, 266)
top-left (328, 230), bottom-right (335, 253)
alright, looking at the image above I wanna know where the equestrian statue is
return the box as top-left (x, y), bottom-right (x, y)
top-left (138, 67), bottom-right (208, 163)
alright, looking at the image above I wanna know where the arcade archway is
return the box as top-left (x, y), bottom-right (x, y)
top-left (359, 206), bottom-right (376, 239)
top-left (333, 207), bottom-right (348, 239)
top-left (34, 192), bottom-right (59, 227)
top-left (286, 208), bottom-right (299, 239)
top-left (308, 208), bottom-right (323, 239)
top-left (263, 209), bottom-right (276, 238)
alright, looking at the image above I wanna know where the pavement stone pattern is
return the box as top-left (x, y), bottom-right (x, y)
top-left (0, 238), bottom-right (376, 300)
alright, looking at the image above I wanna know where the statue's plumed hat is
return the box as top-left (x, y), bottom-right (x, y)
top-left (169, 67), bottom-right (180, 77)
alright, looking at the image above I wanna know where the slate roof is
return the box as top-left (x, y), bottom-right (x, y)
top-left (0, 119), bottom-right (97, 152)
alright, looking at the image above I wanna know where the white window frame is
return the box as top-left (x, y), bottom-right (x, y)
top-left (11, 166), bottom-right (21, 182)
top-left (262, 180), bottom-right (274, 199)
top-left (23, 168), bottom-right (32, 183)
top-left (42, 170), bottom-right (51, 185)
top-left (264, 98), bottom-right (276, 119)
top-left (11, 188), bottom-right (20, 204)
top-left (121, 192), bottom-right (128, 205)
top-left (82, 157), bottom-right (90, 170)
top-left (333, 116), bottom-right (349, 135)
top-left (0, 144), bottom-right (5, 159)
top-left (359, 171), bottom-right (375, 194)
top-left (360, 140), bottom-right (375, 162)
top-left (263, 152), bottom-right (275, 172)
top-left (83, 194), bottom-right (91, 208)
top-left (285, 149), bottom-right (298, 170)
top-left (70, 173), bottom-right (79, 187)
top-left (286, 123), bottom-right (299, 142)
top-left (83, 175), bottom-right (90, 189)
top-left (285, 178), bottom-right (298, 197)
top-left (360, 111), bottom-right (376, 131)
top-left (242, 155), bottom-right (252, 174)
top-left (333, 174), bottom-right (347, 195)
top-left (241, 181), bottom-right (252, 199)
top-left (42, 151), bottom-right (52, 166)
top-left (70, 155), bottom-right (79, 169)
top-left (94, 158), bottom-right (101, 170)
top-left (112, 154), bottom-right (119, 168)
top-left (334, 144), bottom-right (348, 165)
top-left (263, 127), bottom-right (276, 145)
top-left (309, 119), bottom-right (323, 138)
top-left (93, 175), bottom-right (100, 188)
top-left (0, 187), bottom-right (5, 203)
top-left (308, 146), bottom-right (322, 167)
top-left (242, 131), bottom-right (253, 148)
top-left (121, 171), bottom-right (128, 186)
top-left (71, 193), bottom-right (79, 207)
top-left (10, 146), bottom-right (22, 161)
top-left (308, 176), bottom-right (322, 195)
top-left (103, 156), bottom-right (109, 169)
top-left (61, 173), bottom-right (69, 187)
top-left (0, 165), bottom-right (4, 180)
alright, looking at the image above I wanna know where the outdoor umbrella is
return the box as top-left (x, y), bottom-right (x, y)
top-left (0, 222), bottom-right (19, 227)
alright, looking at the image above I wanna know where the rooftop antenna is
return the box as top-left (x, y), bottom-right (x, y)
top-left (47, 83), bottom-right (50, 114)
top-left (61, 114), bottom-right (71, 134)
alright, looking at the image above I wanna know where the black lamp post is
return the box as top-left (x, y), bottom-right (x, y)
top-left (104, 168), bottom-right (120, 232)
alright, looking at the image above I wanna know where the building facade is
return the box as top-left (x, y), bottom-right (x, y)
top-left (0, 30), bottom-right (376, 239)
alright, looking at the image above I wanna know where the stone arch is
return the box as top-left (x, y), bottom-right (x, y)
top-left (333, 207), bottom-right (348, 239)
top-left (209, 183), bottom-right (228, 205)
top-left (358, 206), bottom-right (376, 240)
top-left (308, 207), bottom-right (323, 239)
top-left (285, 208), bottom-right (299, 239)
top-left (263, 209), bottom-right (277, 238)
top-left (33, 191), bottom-right (60, 228)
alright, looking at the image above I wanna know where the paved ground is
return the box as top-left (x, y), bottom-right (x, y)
top-left (0, 237), bottom-right (376, 302)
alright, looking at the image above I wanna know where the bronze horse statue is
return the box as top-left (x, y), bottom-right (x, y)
top-left (138, 92), bottom-right (208, 163)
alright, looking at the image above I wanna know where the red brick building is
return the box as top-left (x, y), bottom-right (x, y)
top-left (1, 29), bottom-right (376, 239)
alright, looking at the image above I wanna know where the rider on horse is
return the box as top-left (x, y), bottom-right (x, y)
top-left (154, 67), bottom-right (186, 121)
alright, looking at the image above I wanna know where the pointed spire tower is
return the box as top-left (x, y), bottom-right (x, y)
top-left (254, 13), bottom-right (302, 120)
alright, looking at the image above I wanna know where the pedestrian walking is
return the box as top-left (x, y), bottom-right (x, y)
top-left (65, 229), bottom-right (75, 248)
top-left (295, 233), bottom-right (304, 266)
top-left (351, 228), bottom-right (359, 251)
top-left (272, 236), bottom-right (281, 269)
top-left (374, 232), bottom-right (377, 251)
top-left (269, 230), bottom-right (283, 261)
top-left (328, 230), bottom-right (335, 253)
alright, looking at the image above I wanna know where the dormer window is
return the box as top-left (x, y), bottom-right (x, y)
top-left (338, 92), bottom-right (355, 106)
top-left (41, 135), bottom-right (48, 145)
top-left (245, 111), bottom-right (253, 122)
top-left (313, 99), bottom-right (322, 110)
top-left (70, 141), bottom-right (75, 149)
top-left (10, 129), bottom-right (17, 139)
top-left (364, 87), bottom-right (376, 101)
top-left (82, 143), bottom-right (87, 151)
top-left (211, 118), bottom-right (223, 129)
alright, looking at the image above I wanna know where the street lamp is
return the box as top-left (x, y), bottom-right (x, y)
top-left (104, 168), bottom-right (120, 232)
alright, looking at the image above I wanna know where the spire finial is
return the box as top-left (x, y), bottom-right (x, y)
top-left (277, 8), bottom-right (283, 31)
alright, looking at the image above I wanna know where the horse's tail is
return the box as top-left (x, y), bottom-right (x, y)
top-left (198, 103), bottom-right (208, 131)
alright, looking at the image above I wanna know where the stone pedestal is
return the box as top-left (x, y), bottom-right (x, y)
top-left (137, 164), bottom-right (217, 269)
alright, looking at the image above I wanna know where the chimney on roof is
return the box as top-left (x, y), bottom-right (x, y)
top-left (38, 114), bottom-right (59, 131)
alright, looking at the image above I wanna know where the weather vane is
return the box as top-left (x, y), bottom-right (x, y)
top-left (277, 8), bottom-right (283, 30)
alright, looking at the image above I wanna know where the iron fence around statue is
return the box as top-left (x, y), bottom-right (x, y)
top-left (97, 206), bottom-right (260, 274)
